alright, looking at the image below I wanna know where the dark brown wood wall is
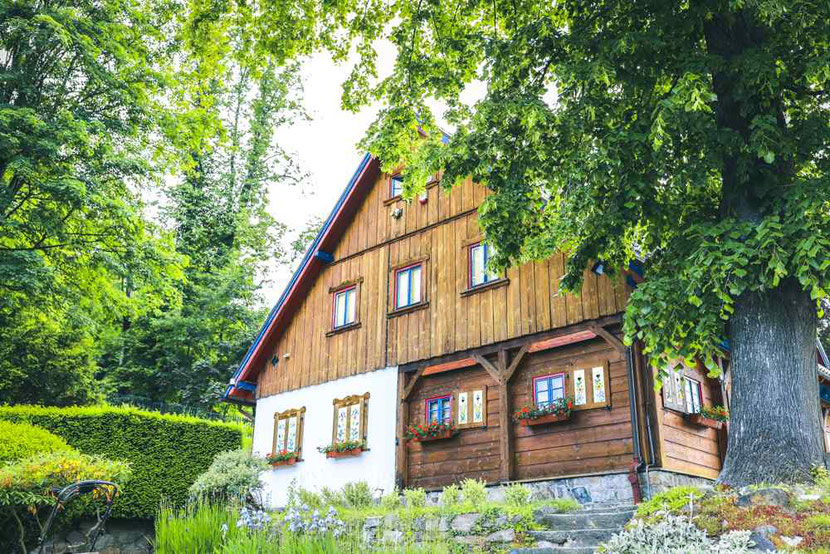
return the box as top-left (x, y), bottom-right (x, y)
top-left (257, 173), bottom-right (628, 398)
top-left (404, 335), bottom-right (633, 488)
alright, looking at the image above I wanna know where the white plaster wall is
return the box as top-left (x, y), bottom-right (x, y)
top-left (253, 366), bottom-right (398, 507)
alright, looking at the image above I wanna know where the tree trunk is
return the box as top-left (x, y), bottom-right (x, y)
top-left (719, 279), bottom-right (824, 486)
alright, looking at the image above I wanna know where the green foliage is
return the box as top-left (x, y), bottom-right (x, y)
top-left (0, 451), bottom-right (131, 509)
top-left (0, 421), bottom-right (72, 464)
top-left (342, 481), bottom-right (374, 509)
top-left (598, 515), bottom-right (753, 553)
top-left (154, 501), bottom-right (241, 554)
top-left (189, 450), bottom-right (268, 505)
top-left (503, 484), bottom-right (532, 507)
top-left (636, 486), bottom-right (705, 520)
top-left (381, 489), bottom-right (403, 511)
top-left (0, 0), bottom-right (185, 407)
top-left (403, 488), bottom-right (426, 509)
top-left (0, 451), bottom-right (131, 553)
top-left (439, 484), bottom-right (460, 506)
top-left (460, 478), bottom-right (487, 507)
top-left (0, 405), bottom-right (242, 518)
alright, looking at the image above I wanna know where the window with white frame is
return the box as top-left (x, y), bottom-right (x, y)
top-left (394, 264), bottom-right (422, 309)
top-left (390, 174), bottom-right (404, 197)
top-left (663, 367), bottom-right (703, 414)
top-left (333, 286), bottom-right (357, 328)
top-left (469, 242), bottom-right (499, 288)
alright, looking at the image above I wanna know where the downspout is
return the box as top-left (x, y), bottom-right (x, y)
top-left (633, 343), bottom-right (657, 501)
top-left (625, 345), bottom-right (644, 504)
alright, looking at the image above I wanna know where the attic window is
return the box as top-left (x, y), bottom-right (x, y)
top-left (390, 174), bottom-right (404, 198)
top-left (333, 286), bottom-right (357, 328)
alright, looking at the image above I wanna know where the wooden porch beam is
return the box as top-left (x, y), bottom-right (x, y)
top-left (592, 324), bottom-right (625, 354)
top-left (504, 344), bottom-right (529, 383)
top-left (499, 381), bottom-right (513, 482)
top-left (402, 366), bottom-right (425, 400)
top-left (473, 353), bottom-right (504, 384)
top-left (396, 371), bottom-right (409, 488)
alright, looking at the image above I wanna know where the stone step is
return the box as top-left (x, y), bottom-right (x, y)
top-left (534, 508), bottom-right (635, 530)
top-left (519, 545), bottom-right (600, 553)
top-left (528, 527), bottom-right (621, 548)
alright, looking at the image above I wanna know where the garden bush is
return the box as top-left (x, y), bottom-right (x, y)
top-left (504, 483), bottom-right (532, 507)
top-left (598, 514), bottom-right (753, 553)
top-left (635, 485), bottom-right (704, 520)
top-left (189, 450), bottom-right (268, 506)
top-left (0, 405), bottom-right (243, 518)
top-left (380, 489), bottom-right (403, 510)
top-left (0, 420), bottom-right (73, 464)
top-left (0, 451), bottom-right (131, 553)
top-left (439, 483), bottom-right (460, 506)
top-left (403, 487), bottom-right (426, 509)
top-left (460, 478), bottom-right (487, 506)
top-left (342, 481), bottom-right (373, 508)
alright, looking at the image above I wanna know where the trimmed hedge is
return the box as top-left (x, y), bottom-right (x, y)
top-left (0, 405), bottom-right (243, 519)
top-left (0, 420), bottom-right (73, 464)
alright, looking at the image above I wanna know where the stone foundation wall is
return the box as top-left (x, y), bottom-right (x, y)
top-left (642, 469), bottom-right (716, 498)
top-left (34, 518), bottom-right (153, 554)
top-left (424, 470), bottom-right (713, 507)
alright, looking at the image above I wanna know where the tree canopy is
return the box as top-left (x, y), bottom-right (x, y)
top-left (226, 0), bottom-right (829, 484)
top-left (0, 0), bottom-right (310, 408)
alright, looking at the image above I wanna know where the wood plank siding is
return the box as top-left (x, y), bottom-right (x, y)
top-left (404, 333), bottom-right (633, 489)
top-left (653, 362), bottom-right (725, 479)
top-left (257, 174), bottom-right (628, 398)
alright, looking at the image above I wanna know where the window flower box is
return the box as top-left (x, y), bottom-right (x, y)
top-left (326, 448), bottom-right (363, 458)
top-left (687, 405), bottom-right (728, 430)
top-left (520, 411), bottom-right (572, 426)
top-left (266, 450), bottom-right (298, 467)
top-left (514, 397), bottom-right (573, 426)
top-left (318, 439), bottom-right (366, 459)
top-left (405, 422), bottom-right (457, 442)
top-left (686, 413), bottom-right (723, 429)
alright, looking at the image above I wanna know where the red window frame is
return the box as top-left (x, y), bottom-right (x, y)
top-left (393, 263), bottom-right (423, 309)
top-left (424, 394), bottom-right (452, 424)
top-left (331, 285), bottom-right (357, 329)
top-left (532, 372), bottom-right (566, 407)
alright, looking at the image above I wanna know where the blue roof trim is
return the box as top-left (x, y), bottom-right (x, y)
top-left (223, 153), bottom-right (373, 400)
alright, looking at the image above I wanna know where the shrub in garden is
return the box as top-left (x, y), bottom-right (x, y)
top-left (504, 483), bottom-right (531, 507)
top-left (439, 483), bottom-right (460, 506)
top-left (342, 481), bottom-right (373, 508)
top-left (0, 451), bottom-right (131, 553)
top-left (598, 515), bottom-right (753, 553)
top-left (0, 420), bottom-right (74, 464)
top-left (189, 449), bottom-right (268, 506)
top-left (403, 487), bottom-right (426, 509)
top-left (635, 486), bottom-right (704, 520)
top-left (380, 489), bottom-right (403, 510)
top-left (460, 478), bottom-right (487, 506)
top-left (0, 404), bottom-right (243, 518)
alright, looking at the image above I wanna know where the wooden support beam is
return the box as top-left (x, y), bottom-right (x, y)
top-left (423, 357), bottom-right (476, 376)
top-left (396, 373), bottom-right (409, 489)
top-left (592, 324), bottom-right (625, 354)
top-left (504, 344), bottom-right (529, 383)
top-left (499, 382), bottom-right (513, 481)
top-left (402, 366), bottom-right (425, 400)
top-left (473, 354), bottom-right (503, 384)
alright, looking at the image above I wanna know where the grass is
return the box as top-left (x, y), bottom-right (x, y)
top-left (155, 482), bottom-right (582, 553)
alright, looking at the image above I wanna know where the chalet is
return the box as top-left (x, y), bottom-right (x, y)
top-left (223, 154), bottom-right (733, 506)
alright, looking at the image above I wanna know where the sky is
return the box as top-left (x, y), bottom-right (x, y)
top-left (263, 46), bottom-right (486, 303)
top-left (263, 49), bottom-right (391, 300)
